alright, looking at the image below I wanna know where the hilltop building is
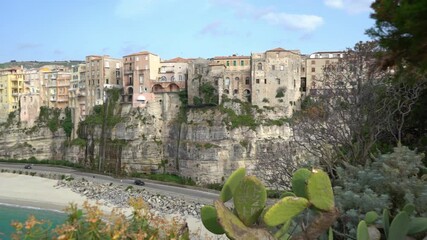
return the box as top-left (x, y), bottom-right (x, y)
top-left (85, 55), bottom-right (122, 110)
top-left (0, 67), bottom-right (25, 122)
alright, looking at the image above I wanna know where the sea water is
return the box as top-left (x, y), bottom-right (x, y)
top-left (0, 203), bottom-right (67, 239)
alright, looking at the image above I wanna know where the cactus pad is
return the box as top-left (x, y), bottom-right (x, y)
top-left (388, 211), bottom-right (409, 240)
top-left (357, 220), bottom-right (369, 240)
top-left (201, 205), bottom-right (225, 234)
top-left (307, 169), bottom-right (334, 211)
top-left (291, 168), bottom-right (311, 198)
top-left (263, 196), bottom-right (309, 227)
top-left (407, 217), bottom-right (427, 235)
top-left (214, 200), bottom-right (275, 240)
top-left (364, 211), bottom-right (379, 225)
top-left (233, 176), bottom-right (267, 226)
top-left (220, 168), bottom-right (246, 202)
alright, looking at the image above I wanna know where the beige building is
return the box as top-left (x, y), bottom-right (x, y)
top-left (85, 55), bottom-right (122, 112)
top-left (155, 57), bottom-right (188, 93)
top-left (305, 51), bottom-right (344, 94)
top-left (212, 55), bottom-right (251, 102)
top-left (0, 68), bottom-right (25, 122)
top-left (122, 51), bottom-right (160, 107)
top-left (69, 64), bottom-right (87, 138)
top-left (43, 69), bottom-right (71, 109)
top-left (251, 48), bottom-right (303, 114)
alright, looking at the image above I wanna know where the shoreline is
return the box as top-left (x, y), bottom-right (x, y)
top-left (0, 172), bottom-right (223, 239)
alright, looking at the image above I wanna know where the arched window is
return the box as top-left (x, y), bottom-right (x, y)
top-left (225, 78), bottom-right (230, 86)
top-left (233, 89), bottom-right (238, 95)
top-left (160, 76), bottom-right (167, 82)
top-left (179, 75), bottom-right (183, 81)
top-left (235, 77), bottom-right (239, 81)
top-left (171, 76), bottom-right (175, 81)
top-left (257, 63), bottom-right (263, 70)
top-left (224, 89), bottom-right (229, 94)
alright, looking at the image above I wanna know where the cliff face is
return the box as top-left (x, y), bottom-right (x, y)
top-left (0, 94), bottom-right (292, 184)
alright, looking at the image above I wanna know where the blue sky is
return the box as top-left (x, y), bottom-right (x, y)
top-left (0, 0), bottom-right (375, 62)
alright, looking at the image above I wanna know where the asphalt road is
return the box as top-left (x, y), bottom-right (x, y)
top-left (0, 163), bottom-right (219, 204)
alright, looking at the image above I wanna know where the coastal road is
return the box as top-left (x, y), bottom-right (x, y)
top-left (0, 163), bottom-right (219, 205)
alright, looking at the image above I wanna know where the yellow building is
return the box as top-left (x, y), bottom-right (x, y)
top-left (0, 68), bottom-right (25, 122)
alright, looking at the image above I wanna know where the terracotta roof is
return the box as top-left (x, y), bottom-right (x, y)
top-left (162, 57), bottom-right (188, 63)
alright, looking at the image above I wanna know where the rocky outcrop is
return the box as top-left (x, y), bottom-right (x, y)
top-left (0, 94), bottom-right (293, 184)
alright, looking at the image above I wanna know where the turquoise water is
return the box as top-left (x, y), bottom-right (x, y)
top-left (0, 203), bottom-right (67, 239)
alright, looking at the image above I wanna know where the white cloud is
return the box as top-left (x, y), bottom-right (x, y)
top-left (323, 0), bottom-right (374, 14)
top-left (324, 0), bottom-right (344, 8)
top-left (114, 0), bottom-right (154, 18)
top-left (261, 13), bottom-right (324, 32)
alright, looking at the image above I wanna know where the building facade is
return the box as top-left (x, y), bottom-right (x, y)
top-left (305, 51), bottom-right (344, 94)
top-left (251, 48), bottom-right (303, 115)
top-left (85, 55), bottom-right (122, 113)
top-left (0, 68), bottom-right (25, 122)
top-left (122, 51), bottom-right (160, 107)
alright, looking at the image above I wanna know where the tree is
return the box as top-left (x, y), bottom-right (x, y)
top-left (367, 0), bottom-right (427, 70)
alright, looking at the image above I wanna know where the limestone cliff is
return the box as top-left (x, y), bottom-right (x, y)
top-left (0, 93), bottom-right (292, 184)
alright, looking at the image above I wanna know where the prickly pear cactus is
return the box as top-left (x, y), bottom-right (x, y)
top-left (291, 168), bottom-right (311, 198)
top-left (263, 196), bottom-right (309, 227)
top-left (357, 220), bottom-right (369, 240)
top-left (201, 205), bottom-right (225, 234)
top-left (307, 169), bottom-right (335, 211)
top-left (220, 168), bottom-right (246, 202)
top-left (388, 211), bottom-right (409, 240)
top-left (215, 200), bottom-right (274, 240)
top-left (233, 176), bottom-right (267, 226)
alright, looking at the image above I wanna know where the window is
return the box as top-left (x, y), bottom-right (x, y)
top-left (256, 79), bottom-right (260, 84)
top-left (140, 86), bottom-right (143, 93)
top-left (160, 76), bottom-right (167, 81)
top-left (264, 79), bottom-right (267, 84)
top-left (294, 79), bottom-right (296, 89)
top-left (139, 75), bottom-right (144, 83)
top-left (257, 63), bottom-right (263, 70)
top-left (233, 89), bottom-right (238, 95)
top-left (106, 79), bottom-right (109, 84)
top-left (240, 60), bottom-right (244, 66)
top-left (233, 61), bottom-right (237, 66)
top-left (235, 77), bottom-right (239, 81)
top-left (105, 61), bottom-right (109, 68)
top-left (272, 65), bottom-right (276, 70)
top-left (171, 76), bottom-right (175, 81)
top-left (245, 77), bottom-right (250, 85)
top-left (280, 65), bottom-right (284, 71)
top-left (225, 78), bottom-right (230, 86)
top-left (311, 60), bottom-right (315, 64)
top-left (311, 68), bottom-right (315, 72)
top-left (226, 61), bottom-right (230, 66)
top-left (276, 78), bottom-right (280, 84)
top-left (179, 75), bottom-right (183, 81)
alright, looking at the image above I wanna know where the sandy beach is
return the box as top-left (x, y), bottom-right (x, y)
top-left (0, 172), bottom-right (222, 239)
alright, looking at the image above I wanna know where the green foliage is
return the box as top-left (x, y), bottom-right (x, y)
top-left (263, 197), bottom-right (309, 227)
top-left (220, 167), bottom-right (246, 202)
top-left (291, 168), bottom-right (311, 198)
top-left (178, 90), bottom-right (188, 105)
top-left (307, 170), bottom-right (335, 211)
top-left (62, 107), bottom-right (73, 138)
top-left (334, 146), bottom-right (427, 237)
top-left (70, 138), bottom-right (86, 147)
top-left (201, 205), bottom-right (225, 234)
top-left (234, 176), bottom-right (267, 226)
top-left (193, 96), bottom-right (203, 106)
top-left (202, 168), bottom-right (339, 239)
top-left (80, 89), bottom-right (122, 128)
top-left (367, 0), bottom-right (427, 69)
top-left (275, 87), bottom-right (286, 98)
top-left (11, 199), bottom-right (190, 239)
top-left (199, 82), bottom-right (218, 105)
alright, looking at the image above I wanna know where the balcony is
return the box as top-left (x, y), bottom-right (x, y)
top-left (124, 70), bottom-right (133, 75)
top-left (77, 91), bottom-right (86, 97)
top-left (104, 84), bottom-right (122, 89)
